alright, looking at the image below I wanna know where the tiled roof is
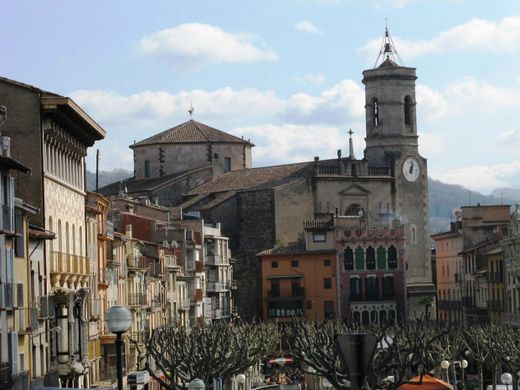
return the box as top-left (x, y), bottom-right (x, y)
top-left (131, 120), bottom-right (254, 148)
top-left (187, 162), bottom-right (313, 195)
top-left (257, 241), bottom-right (306, 256)
top-left (98, 166), bottom-right (211, 196)
top-left (257, 241), bottom-right (335, 256)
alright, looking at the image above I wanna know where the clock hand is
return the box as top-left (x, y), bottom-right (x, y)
top-left (409, 161), bottom-right (414, 174)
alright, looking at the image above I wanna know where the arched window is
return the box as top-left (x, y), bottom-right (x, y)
top-left (355, 246), bottom-right (364, 270)
top-left (377, 245), bottom-right (386, 269)
top-left (58, 219), bottom-right (62, 252)
top-left (344, 247), bottom-right (354, 270)
top-left (373, 98), bottom-right (379, 126)
top-left (48, 216), bottom-right (54, 253)
top-left (72, 224), bottom-right (76, 254)
top-left (345, 204), bottom-right (362, 217)
top-left (65, 222), bottom-right (70, 254)
top-left (388, 245), bottom-right (397, 269)
top-left (79, 226), bottom-right (83, 256)
top-left (366, 246), bottom-right (376, 270)
top-left (404, 95), bottom-right (412, 126)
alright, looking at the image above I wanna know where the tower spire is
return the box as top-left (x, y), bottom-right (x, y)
top-left (373, 22), bottom-right (403, 68)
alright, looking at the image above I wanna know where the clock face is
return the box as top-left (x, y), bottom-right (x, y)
top-left (402, 157), bottom-right (420, 182)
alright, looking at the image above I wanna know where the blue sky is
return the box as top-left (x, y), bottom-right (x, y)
top-left (3, 0), bottom-right (520, 194)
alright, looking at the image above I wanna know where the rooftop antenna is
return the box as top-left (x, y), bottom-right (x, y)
top-left (188, 101), bottom-right (194, 118)
top-left (373, 19), bottom-right (404, 68)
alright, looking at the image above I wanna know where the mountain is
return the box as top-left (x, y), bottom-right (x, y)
top-left (86, 169), bottom-right (132, 192)
top-left (428, 179), bottom-right (516, 234)
top-left (87, 169), bottom-right (515, 234)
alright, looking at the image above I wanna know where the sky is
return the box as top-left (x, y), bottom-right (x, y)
top-left (3, 0), bottom-right (520, 194)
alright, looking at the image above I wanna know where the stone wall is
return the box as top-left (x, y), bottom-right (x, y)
top-left (236, 189), bottom-right (276, 320)
top-left (0, 80), bottom-right (44, 225)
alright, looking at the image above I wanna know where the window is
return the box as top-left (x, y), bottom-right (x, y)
top-left (388, 245), bottom-right (397, 269)
top-left (383, 276), bottom-right (395, 299)
top-left (373, 98), bottom-right (379, 126)
top-left (144, 160), bottom-right (151, 178)
top-left (404, 95), bottom-right (412, 126)
top-left (366, 277), bottom-right (379, 300)
top-left (292, 280), bottom-right (303, 297)
top-left (324, 278), bottom-right (332, 289)
top-left (324, 259), bottom-right (331, 267)
top-left (350, 277), bottom-right (361, 300)
top-left (224, 157), bottom-right (231, 173)
top-left (291, 260), bottom-right (299, 268)
top-left (366, 246), bottom-right (375, 270)
top-left (271, 261), bottom-right (278, 269)
top-left (377, 245), bottom-right (386, 269)
top-left (355, 246), bottom-right (364, 270)
top-left (324, 301), bottom-right (335, 319)
top-left (270, 281), bottom-right (280, 297)
top-left (313, 232), bottom-right (326, 242)
top-left (345, 204), bottom-right (362, 217)
top-left (14, 209), bottom-right (24, 257)
top-left (344, 247), bottom-right (354, 270)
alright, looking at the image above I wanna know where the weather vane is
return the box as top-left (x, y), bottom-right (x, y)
top-left (188, 101), bottom-right (194, 118)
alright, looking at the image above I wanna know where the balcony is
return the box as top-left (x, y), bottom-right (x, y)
top-left (205, 255), bottom-right (225, 266)
top-left (226, 280), bottom-right (238, 290)
top-left (150, 295), bottom-right (162, 309)
top-left (166, 291), bottom-right (177, 302)
top-left (267, 288), bottom-right (305, 302)
top-left (207, 282), bottom-right (226, 292)
top-left (50, 252), bottom-right (90, 289)
top-left (127, 256), bottom-right (147, 271)
top-left (316, 166), bottom-right (340, 176)
top-left (98, 220), bottom-right (114, 241)
top-left (165, 255), bottom-right (179, 270)
top-left (128, 293), bottom-right (147, 307)
top-left (367, 167), bottom-right (391, 176)
top-left (0, 204), bottom-right (14, 234)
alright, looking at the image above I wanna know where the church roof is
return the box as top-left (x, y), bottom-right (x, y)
top-left (98, 166), bottom-right (212, 196)
top-left (378, 57), bottom-right (399, 68)
top-left (186, 162), bottom-right (312, 195)
top-left (130, 119), bottom-right (254, 148)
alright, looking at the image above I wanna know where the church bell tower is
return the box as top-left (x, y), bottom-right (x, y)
top-left (362, 27), bottom-right (435, 317)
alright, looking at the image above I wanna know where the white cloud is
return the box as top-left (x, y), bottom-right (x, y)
top-left (360, 16), bottom-right (520, 60)
top-left (281, 79), bottom-right (365, 124)
top-left (370, 0), bottom-right (414, 8)
top-left (233, 124), bottom-right (364, 166)
top-left (416, 84), bottom-right (448, 122)
top-left (418, 132), bottom-right (446, 157)
top-left (294, 20), bottom-right (322, 34)
top-left (295, 73), bottom-right (325, 85)
top-left (430, 162), bottom-right (520, 194)
top-left (137, 23), bottom-right (278, 67)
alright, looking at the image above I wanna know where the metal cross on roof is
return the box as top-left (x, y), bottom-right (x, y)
top-left (348, 129), bottom-right (354, 137)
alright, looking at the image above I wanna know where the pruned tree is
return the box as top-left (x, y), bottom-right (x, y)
top-left (285, 319), bottom-right (355, 389)
top-left (139, 321), bottom-right (279, 389)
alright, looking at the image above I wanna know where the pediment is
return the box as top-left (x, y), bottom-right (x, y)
top-left (339, 184), bottom-right (371, 196)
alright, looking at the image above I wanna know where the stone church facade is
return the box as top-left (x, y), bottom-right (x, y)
top-left (101, 41), bottom-right (435, 321)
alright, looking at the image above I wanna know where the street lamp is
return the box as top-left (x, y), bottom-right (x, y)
top-left (188, 378), bottom-right (206, 390)
top-left (460, 360), bottom-right (468, 390)
top-left (105, 306), bottom-right (132, 390)
top-left (441, 360), bottom-right (450, 384)
top-left (501, 372), bottom-right (513, 390)
top-left (236, 373), bottom-right (246, 390)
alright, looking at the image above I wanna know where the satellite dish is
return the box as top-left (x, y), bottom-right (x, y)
top-left (171, 240), bottom-right (179, 249)
top-left (162, 240), bottom-right (169, 248)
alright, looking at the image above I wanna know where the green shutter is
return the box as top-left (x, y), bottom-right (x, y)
top-left (377, 245), bottom-right (386, 269)
top-left (355, 246), bottom-right (364, 270)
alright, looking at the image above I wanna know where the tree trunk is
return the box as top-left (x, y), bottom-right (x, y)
top-left (479, 363), bottom-right (484, 390)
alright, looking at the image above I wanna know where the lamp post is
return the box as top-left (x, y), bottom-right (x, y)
top-left (502, 372), bottom-right (513, 390)
top-left (189, 378), bottom-right (206, 390)
top-left (236, 373), bottom-right (246, 390)
top-left (460, 359), bottom-right (468, 390)
top-left (105, 306), bottom-right (132, 390)
top-left (441, 360), bottom-right (450, 384)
